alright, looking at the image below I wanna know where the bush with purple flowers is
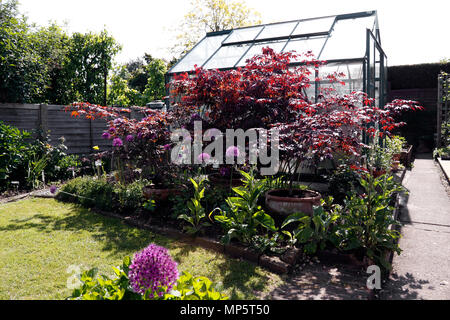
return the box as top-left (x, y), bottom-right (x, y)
top-left (128, 244), bottom-right (179, 296)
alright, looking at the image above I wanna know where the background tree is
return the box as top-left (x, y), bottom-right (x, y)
top-left (1, 0), bottom-right (121, 105)
top-left (171, 0), bottom-right (261, 58)
top-left (65, 30), bottom-right (121, 105)
top-left (108, 54), bottom-right (168, 107)
top-left (0, 0), bottom-right (41, 103)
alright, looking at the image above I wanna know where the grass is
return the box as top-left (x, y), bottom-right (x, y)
top-left (0, 197), bottom-right (282, 300)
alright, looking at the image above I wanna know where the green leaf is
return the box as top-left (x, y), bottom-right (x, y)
top-left (281, 212), bottom-right (309, 229)
top-left (253, 211), bottom-right (277, 232)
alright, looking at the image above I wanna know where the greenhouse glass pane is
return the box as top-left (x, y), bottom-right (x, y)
top-left (170, 34), bottom-right (228, 73)
top-left (236, 40), bottom-right (287, 66)
top-left (203, 44), bottom-right (250, 69)
top-left (319, 16), bottom-right (376, 60)
top-left (292, 16), bottom-right (335, 36)
top-left (282, 36), bottom-right (327, 60)
top-left (255, 21), bottom-right (298, 40)
top-left (223, 26), bottom-right (264, 44)
top-left (317, 62), bottom-right (364, 95)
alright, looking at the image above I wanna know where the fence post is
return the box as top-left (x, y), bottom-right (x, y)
top-left (39, 104), bottom-right (48, 140)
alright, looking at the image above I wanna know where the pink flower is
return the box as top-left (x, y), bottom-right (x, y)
top-left (226, 146), bottom-right (240, 158)
top-left (197, 152), bottom-right (211, 163)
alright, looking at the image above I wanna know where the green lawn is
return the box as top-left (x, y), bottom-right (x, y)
top-left (0, 198), bottom-right (282, 300)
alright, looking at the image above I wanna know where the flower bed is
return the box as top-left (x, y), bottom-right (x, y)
top-left (58, 48), bottom-right (423, 278)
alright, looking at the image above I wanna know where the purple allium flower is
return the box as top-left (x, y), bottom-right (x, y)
top-left (226, 146), bottom-right (240, 158)
top-left (50, 185), bottom-right (57, 194)
top-left (137, 132), bottom-right (143, 139)
top-left (126, 134), bottom-right (134, 142)
top-left (108, 127), bottom-right (116, 134)
top-left (197, 152), bottom-right (210, 163)
top-left (128, 244), bottom-right (179, 297)
top-left (102, 132), bottom-right (111, 139)
top-left (112, 137), bottom-right (123, 147)
top-left (163, 144), bottom-right (171, 151)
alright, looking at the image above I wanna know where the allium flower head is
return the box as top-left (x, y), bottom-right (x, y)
top-left (128, 244), bottom-right (179, 297)
top-left (102, 132), bottom-right (111, 139)
top-left (226, 146), bottom-right (240, 158)
top-left (50, 185), bottom-right (57, 194)
top-left (112, 137), bottom-right (123, 147)
top-left (126, 134), bottom-right (134, 142)
top-left (108, 127), bottom-right (116, 134)
top-left (197, 152), bottom-right (210, 163)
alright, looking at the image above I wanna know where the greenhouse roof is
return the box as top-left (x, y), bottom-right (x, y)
top-left (168, 10), bottom-right (380, 75)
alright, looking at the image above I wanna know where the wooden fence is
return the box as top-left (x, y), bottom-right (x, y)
top-left (0, 103), bottom-right (145, 154)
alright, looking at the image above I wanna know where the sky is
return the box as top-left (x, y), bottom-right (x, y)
top-left (18, 0), bottom-right (449, 67)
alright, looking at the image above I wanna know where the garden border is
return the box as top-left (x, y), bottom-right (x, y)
top-left (2, 167), bottom-right (406, 277)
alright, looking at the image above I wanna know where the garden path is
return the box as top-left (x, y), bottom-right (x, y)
top-left (382, 153), bottom-right (450, 299)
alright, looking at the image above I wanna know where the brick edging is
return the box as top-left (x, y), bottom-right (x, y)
top-left (92, 209), bottom-right (293, 275)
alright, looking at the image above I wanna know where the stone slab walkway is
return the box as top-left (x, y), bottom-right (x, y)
top-left (381, 154), bottom-right (450, 299)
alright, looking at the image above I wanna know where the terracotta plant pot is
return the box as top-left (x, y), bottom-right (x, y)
top-left (391, 160), bottom-right (400, 172)
top-left (265, 189), bottom-right (321, 216)
top-left (392, 153), bottom-right (401, 161)
top-left (208, 172), bottom-right (244, 187)
top-left (142, 185), bottom-right (181, 201)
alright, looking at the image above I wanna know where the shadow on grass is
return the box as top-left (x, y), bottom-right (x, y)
top-left (1, 198), bottom-right (277, 299)
top-left (0, 200), bottom-right (172, 257)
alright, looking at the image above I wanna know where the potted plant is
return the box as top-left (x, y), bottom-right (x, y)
top-left (386, 135), bottom-right (405, 171)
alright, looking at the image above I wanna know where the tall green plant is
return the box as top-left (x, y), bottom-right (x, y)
top-left (210, 169), bottom-right (277, 244)
top-left (178, 177), bottom-right (211, 234)
top-left (337, 174), bottom-right (403, 270)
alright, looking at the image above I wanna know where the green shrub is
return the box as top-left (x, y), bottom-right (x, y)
top-left (113, 179), bottom-right (148, 214)
top-left (210, 170), bottom-right (278, 244)
top-left (0, 121), bottom-right (32, 190)
top-left (56, 176), bottom-right (114, 211)
top-left (328, 164), bottom-right (362, 203)
top-left (336, 174), bottom-right (403, 270)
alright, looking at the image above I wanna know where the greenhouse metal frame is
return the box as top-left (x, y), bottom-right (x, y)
top-left (166, 10), bottom-right (387, 107)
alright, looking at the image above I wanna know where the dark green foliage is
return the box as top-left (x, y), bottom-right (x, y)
top-left (0, 0), bottom-right (121, 104)
top-left (0, 122), bottom-right (80, 190)
top-left (388, 62), bottom-right (450, 90)
top-left (328, 164), bottom-right (362, 203)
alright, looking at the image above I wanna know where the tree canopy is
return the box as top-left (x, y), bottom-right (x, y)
top-left (171, 0), bottom-right (261, 57)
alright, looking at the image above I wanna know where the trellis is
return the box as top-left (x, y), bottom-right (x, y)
top-left (436, 72), bottom-right (450, 148)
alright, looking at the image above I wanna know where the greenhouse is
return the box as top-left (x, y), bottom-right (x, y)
top-left (167, 10), bottom-right (387, 107)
